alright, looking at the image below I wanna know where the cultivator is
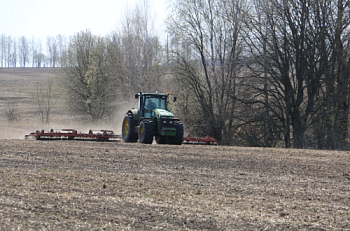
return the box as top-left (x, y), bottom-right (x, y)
top-left (183, 134), bottom-right (217, 145)
top-left (25, 129), bottom-right (121, 141)
top-left (24, 129), bottom-right (217, 144)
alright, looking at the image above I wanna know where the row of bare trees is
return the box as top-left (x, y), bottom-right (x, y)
top-left (5, 0), bottom-right (349, 150)
top-left (59, 1), bottom-right (164, 124)
top-left (239, 0), bottom-right (350, 149)
top-left (167, 0), bottom-right (350, 149)
top-left (0, 34), bottom-right (67, 68)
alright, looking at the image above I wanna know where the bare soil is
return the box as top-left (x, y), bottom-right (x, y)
top-left (1, 140), bottom-right (350, 230)
top-left (1, 69), bottom-right (350, 230)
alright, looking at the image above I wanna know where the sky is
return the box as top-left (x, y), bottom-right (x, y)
top-left (0, 0), bottom-right (170, 44)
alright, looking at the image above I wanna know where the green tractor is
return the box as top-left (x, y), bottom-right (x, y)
top-left (122, 92), bottom-right (183, 145)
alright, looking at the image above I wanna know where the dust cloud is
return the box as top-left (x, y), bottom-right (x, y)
top-left (0, 101), bottom-right (137, 140)
top-left (0, 68), bottom-right (140, 140)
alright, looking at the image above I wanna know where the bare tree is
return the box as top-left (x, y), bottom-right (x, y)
top-left (1, 34), bottom-right (5, 67)
top-left (115, 0), bottom-right (164, 95)
top-left (19, 36), bottom-right (29, 67)
top-left (6, 36), bottom-right (12, 68)
top-left (4, 101), bottom-right (20, 122)
top-left (31, 77), bottom-right (57, 124)
top-left (317, 0), bottom-right (350, 149)
top-left (60, 30), bottom-right (119, 124)
top-left (12, 39), bottom-right (17, 67)
top-left (56, 34), bottom-right (67, 67)
top-left (30, 36), bottom-right (36, 68)
top-left (35, 38), bottom-right (44, 68)
top-left (47, 36), bottom-right (58, 67)
top-left (167, 0), bottom-right (245, 144)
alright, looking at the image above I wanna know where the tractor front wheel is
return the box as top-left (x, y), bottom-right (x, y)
top-left (139, 120), bottom-right (154, 144)
top-left (122, 113), bottom-right (138, 142)
top-left (170, 121), bottom-right (184, 145)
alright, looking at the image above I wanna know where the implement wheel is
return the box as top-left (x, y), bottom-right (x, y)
top-left (138, 120), bottom-right (154, 144)
top-left (122, 113), bottom-right (138, 142)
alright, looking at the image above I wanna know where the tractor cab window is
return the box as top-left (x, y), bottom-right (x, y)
top-left (144, 96), bottom-right (167, 111)
top-left (159, 97), bottom-right (167, 109)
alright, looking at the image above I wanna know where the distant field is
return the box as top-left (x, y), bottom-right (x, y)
top-left (0, 68), bottom-right (57, 139)
top-left (0, 68), bottom-right (124, 139)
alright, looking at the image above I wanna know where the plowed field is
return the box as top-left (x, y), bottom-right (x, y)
top-left (1, 139), bottom-right (350, 230)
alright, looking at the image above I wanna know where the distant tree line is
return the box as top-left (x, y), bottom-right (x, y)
top-left (4, 0), bottom-right (350, 150)
top-left (0, 34), bottom-right (67, 68)
top-left (166, 0), bottom-right (350, 150)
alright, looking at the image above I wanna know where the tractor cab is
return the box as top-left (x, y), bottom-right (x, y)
top-left (136, 93), bottom-right (168, 118)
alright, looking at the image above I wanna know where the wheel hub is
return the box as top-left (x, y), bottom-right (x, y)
top-left (123, 120), bottom-right (129, 136)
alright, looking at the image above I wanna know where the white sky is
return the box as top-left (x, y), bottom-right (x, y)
top-left (0, 0), bottom-right (171, 43)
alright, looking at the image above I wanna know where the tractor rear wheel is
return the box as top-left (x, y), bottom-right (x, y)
top-left (139, 120), bottom-right (154, 144)
top-left (122, 113), bottom-right (138, 142)
top-left (170, 121), bottom-right (184, 145)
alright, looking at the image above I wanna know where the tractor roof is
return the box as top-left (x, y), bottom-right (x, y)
top-left (138, 92), bottom-right (169, 97)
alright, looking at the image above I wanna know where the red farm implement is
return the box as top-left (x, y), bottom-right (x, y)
top-left (182, 134), bottom-right (217, 145)
top-left (25, 129), bottom-right (121, 141)
top-left (25, 129), bottom-right (217, 144)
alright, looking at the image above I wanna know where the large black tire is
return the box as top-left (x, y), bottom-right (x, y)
top-left (122, 113), bottom-right (138, 142)
top-left (170, 121), bottom-right (184, 145)
top-left (139, 120), bottom-right (154, 144)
